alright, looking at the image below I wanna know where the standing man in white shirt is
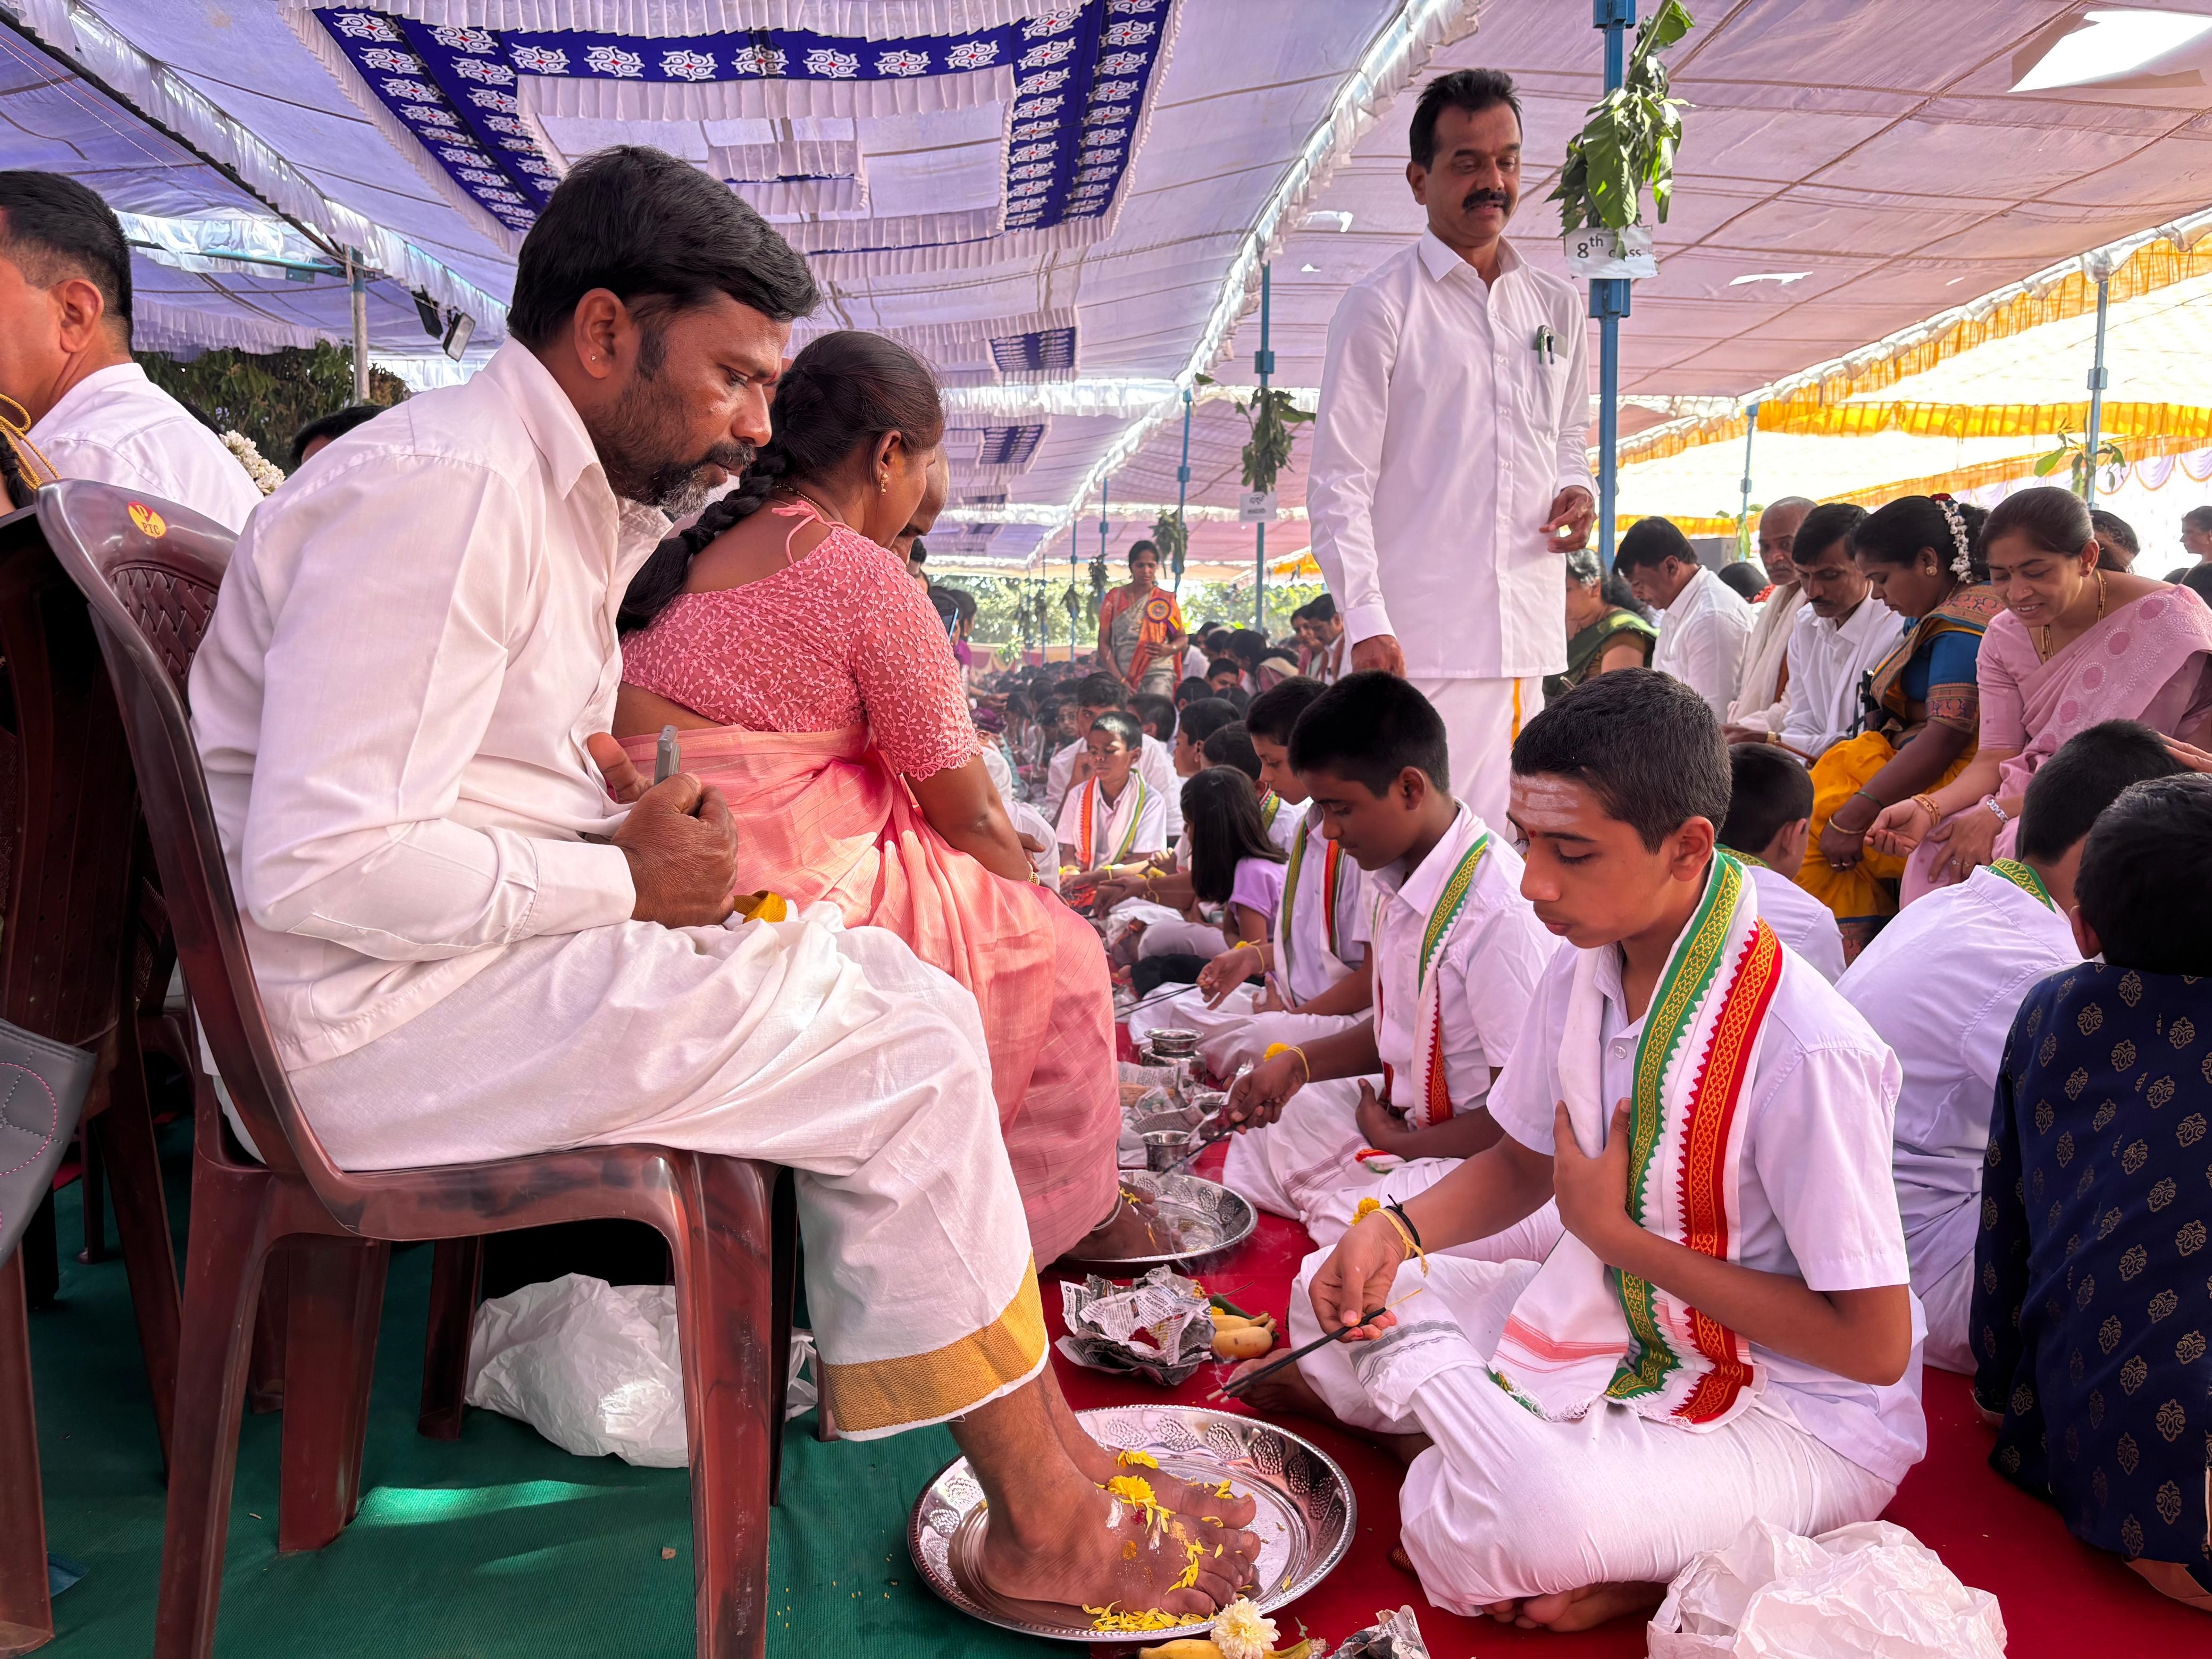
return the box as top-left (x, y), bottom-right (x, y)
top-left (0, 171), bottom-right (260, 529)
top-left (1754, 502), bottom-right (1900, 762)
top-left (1726, 496), bottom-right (1814, 734)
top-left (1309, 70), bottom-right (1594, 831)
top-left (1616, 516), bottom-right (1753, 721)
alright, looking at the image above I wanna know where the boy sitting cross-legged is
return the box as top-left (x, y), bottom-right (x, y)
top-left (1125, 675), bottom-right (1375, 1076)
top-left (1215, 673), bottom-right (1559, 1254)
top-left (1236, 668), bottom-right (1922, 1632)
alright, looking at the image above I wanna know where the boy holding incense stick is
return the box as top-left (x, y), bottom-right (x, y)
top-left (1237, 668), bottom-right (1922, 1632)
top-left (1216, 673), bottom-right (1557, 1252)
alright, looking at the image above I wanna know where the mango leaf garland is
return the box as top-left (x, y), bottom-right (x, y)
top-left (1552, 0), bottom-right (1694, 234)
top-left (1150, 508), bottom-right (1189, 583)
top-left (1234, 388), bottom-right (1314, 495)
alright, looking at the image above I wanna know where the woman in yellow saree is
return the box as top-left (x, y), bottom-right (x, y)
top-left (1796, 496), bottom-right (2000, 958)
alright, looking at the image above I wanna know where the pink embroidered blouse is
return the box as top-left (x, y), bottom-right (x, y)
top-left (619, 508), bottom-right (980, 780)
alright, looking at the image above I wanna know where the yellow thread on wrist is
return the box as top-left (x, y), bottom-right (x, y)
top-left (1352, 1195), bottom-right (1427, 1275)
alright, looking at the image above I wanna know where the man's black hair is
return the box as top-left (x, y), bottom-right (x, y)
top-left (1294, 591), bottom-right (1337, 624)
top-left (1788, 501), bottom-right (1870, 567)
top-left (1202, 722), bottom-right (1261, 783)
top-left (1245, 674), bottom-right (1327, 744)
top-left (1178, 697), bottom-right (1242, 750)
top-left (508, 146), bottom-right (818, 347)
top-left (1206, 656), bottom-right (1244, 681)
top-left (0, 170), bottom-right (131, 341)
top-left (1409, 69), bottom-right (1521, 167)
top-left (1175, 675), bottom-right (1212, 708)
top-left (289, 403), bottom-right (384, 468)
top-left (1220, 685), bottom-right (1251, 715)
top-left (1511, 668), bottom-right (1729, 851)
top-left (2076, 775), bottom-right (2212, 974)
top-left (1088, 708), bottom-right (1144, 752)
top-left (908, 541), bottom-right (927, 566)
top-left (2016, 719), bottom-right (2185, 863)
top-left (1715, 562), bottom-right (1766, 601)
top-left (1289, 670), bottom-right (1448, 795)
top-left (1129, 691), bottom-right (1176, 740)
top-left (1074, 672), bottom-right (1127, 711)
top-left (1720, 744), bottom-right (1813, 858)
top-left (1612, 515), bottom-right (1698, 575)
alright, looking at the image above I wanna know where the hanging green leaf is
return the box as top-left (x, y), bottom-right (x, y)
top-left (1551, 1), bottom-right (1696, 235)
top-left (1233, 387), bottom-right (1316, 495)
top-left (1150, 507), bottom-right (1189, 582)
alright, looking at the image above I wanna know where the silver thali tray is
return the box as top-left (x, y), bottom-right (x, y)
top-left (907, 1405), bottom-right (1356, 1643)
top-left (1060, 1170), bottom-right (1256, 1270)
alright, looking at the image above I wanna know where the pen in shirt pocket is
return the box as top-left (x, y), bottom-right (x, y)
top-left (1533, 325), bottom-right (1558, 365)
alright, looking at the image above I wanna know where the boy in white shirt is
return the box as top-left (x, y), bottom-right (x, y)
top-left (1239, 668), bottom-right (1918, 1632)
top-left (1719, 743), bottom-right (1846, 981)
top-left (1217, 673), bottom-right (1557, 1251)
top-left (1838, 718), bottom-right (2184, 1372)
top-left (1056, 709), bottom-right (1168, 878)
top-left (1129, 677), bottom-right (1373, 1073)
top-left (1044, 672), bottom-right (1182, 839)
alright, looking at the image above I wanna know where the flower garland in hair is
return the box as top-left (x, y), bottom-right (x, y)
top-left (222, 430), bottom-right (285, 496)
top-left (1933, 493), bottom-right (1972, 580)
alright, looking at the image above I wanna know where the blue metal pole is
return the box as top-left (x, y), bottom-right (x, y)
top-left (1592, 0), bottom-right (1635, 569)
top-left (1254, 262), bottom-right (1275, 634)
top-left (2083, 268), bottom-right (2111, 507)
top-left (1069, 520), bottom-right (1079, 661)
top-left (1174, 388), bottom-right (1192, 596)
top-left (1738, 400), bottom-right (1759, 557)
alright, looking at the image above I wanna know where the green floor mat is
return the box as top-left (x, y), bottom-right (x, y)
top-left (25, 1126), bottom-right (1057, 1655)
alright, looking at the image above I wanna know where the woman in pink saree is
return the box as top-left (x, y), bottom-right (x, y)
top-left (1870, 486), bottom-right (2212, 899)
top-left (611, 331), bottom-right (1118, 1264)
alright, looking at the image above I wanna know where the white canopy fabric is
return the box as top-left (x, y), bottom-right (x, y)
top-left (9, 0), bottom-right (2212, 575)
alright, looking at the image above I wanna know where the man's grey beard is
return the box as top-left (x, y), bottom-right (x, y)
top-left (623, 441), bottom-right (753, 516)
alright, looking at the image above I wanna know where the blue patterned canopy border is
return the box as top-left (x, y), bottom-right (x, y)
top-left (312, 1), bottom-right (1169, 251)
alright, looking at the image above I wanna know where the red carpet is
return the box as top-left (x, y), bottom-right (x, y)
top-left (1046, 1137), bottom-right (2202, 1655)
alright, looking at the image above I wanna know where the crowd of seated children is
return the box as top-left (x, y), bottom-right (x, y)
top-left (1841, 719), bottom-right (2185, 1372)
top-left (1719, 743), bottom-right (1847, 982)
top-left (1217, 673), bottom-right (1557, 1254)
top-left (1127, 677), bottom-right (1374, 1077)
top-left (1044, 671), bottom-right (1182, 837)
top-left (1239, 668), bottom-right (1919, 1635)
top-left (1972, 771), bottom-right (2212, 1615)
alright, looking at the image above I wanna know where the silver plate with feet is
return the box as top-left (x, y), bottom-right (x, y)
top-left (1061, 1171), bottom-right (1256, 1270)
top-left (907, 1405), bottom-right (1356, 1643)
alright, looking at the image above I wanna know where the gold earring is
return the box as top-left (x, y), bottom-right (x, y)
top-left (879, 474), bottom-right (889, 492)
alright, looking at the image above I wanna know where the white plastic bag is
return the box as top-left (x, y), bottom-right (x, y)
top-left (1646, 1519), bottom-right (2006, 1658)
top-left (464, 1274), bottom-right (817, 1468)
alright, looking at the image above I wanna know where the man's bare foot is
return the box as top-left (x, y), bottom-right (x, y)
top-left (973, 1480), bottom-right (1262, 1623)
top-left (1045, 1379), bottom-right (1259, 1530)
top-left (1223, 1357), bottom-right (1430, 1463)
top-left (1501, 1581), bottom-right (1666, 1631)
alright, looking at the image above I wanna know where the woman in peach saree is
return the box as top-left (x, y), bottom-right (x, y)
top-left (613, 331), bottom-right (1117, 1264)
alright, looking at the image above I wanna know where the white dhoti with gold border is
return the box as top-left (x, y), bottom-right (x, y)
top-left (290, 906), bottom-right (1043, 1441)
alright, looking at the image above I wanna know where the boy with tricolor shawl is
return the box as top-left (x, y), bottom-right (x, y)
top-left (1241, 669), bottom-right (1921, 1633)
top-left (1127, 676), bottom-right (1375, 1076)
top-left (1216, 674), bottom-right (1558, 1253)
top-left (1838, 717), bottom-right (2184, 1373)
top-left (1057, 709), bottom-right (1168, 881)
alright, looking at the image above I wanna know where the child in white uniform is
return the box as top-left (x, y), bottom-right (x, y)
top-left (1057, 710), bottom-right (1168, 877)
top-left (1218, 674), bottom-right (1557, 1255)
top-left (1839, 718), bottom-right (2182, 1371)
top-left (1719, 743), bottom-right (1846, 981)
top-left (1244, 669), bottom-right (1921, 1633)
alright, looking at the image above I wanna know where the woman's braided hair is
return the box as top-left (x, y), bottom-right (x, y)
top-left (618, 328), bottom-right (946, 633)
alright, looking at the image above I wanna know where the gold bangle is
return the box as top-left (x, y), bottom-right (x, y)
top-left (1912, 792), bottom-right (1940, 821)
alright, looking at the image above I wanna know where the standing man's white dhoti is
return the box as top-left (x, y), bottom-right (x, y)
top-left (1308, 75), bottom-right (1594, 831)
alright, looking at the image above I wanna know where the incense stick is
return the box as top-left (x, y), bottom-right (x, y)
top-left (1209, 1286), bottom-right (1428, 1402)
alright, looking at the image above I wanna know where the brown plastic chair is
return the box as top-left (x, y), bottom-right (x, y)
top-left (0, 495), bottom-right (188, 1655)
top-left (37, 480), bottom-right (795, 1659)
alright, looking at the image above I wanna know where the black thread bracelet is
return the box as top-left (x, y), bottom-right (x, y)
top-left (1386, 1201), bottom-right (1422, 1251)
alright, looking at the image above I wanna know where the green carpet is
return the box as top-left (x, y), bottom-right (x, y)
top-left (27, 1125), bottom-right (1052, 1655)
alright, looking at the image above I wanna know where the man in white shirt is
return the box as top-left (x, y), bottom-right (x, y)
top-left (1308, 70), bottom-right (1594, 831)
top-left (1250, 671), bottom-right (1916, 1630)
top-left (1838, 720), bottom-right (2185, 1372)
top-left (188, 148), bottom-right (1257, 1623)
top-left (1725, 497), bottom-right (1814, 734)
top-left (1042, 671), bottom-right (1181, 839)
top-left (0, 170), bottom-right (260, 529)
top-left (1753, 503), bottom-right (1900, 763)
top-left (1618, 517), bottom-right (1754, 721)
top-left (1293, 593), bottom-right (1347, 685)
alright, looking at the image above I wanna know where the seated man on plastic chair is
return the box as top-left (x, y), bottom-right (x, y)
top-left (188, 145), bottom-right (1258, 1625)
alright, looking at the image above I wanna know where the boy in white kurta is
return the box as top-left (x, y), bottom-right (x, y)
top-left (1217, 674), bottom-right (1557, 1255)
top-left (1246, 669), bottom-right (1920, 1632)
top-left (1719, 743), bottom-right (1846, 982)
top-left (1838, 719), bottom-right (2183, 1371)
top-left (1128, 677), bottom-right (1373, 1075)
top-left (1056, 709), bottom-right (1169, 876)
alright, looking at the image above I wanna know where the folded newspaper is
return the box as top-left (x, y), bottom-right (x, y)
top-left (1055, 1266), bottom-right (1215, 1386)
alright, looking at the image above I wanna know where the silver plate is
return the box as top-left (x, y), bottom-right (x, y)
top-left (907, 1405), bottom-right (1356, 1643)
top-left (1060, 1171), bottom-right (1256, 1269)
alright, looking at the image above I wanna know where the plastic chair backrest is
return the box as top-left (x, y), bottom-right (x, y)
top-left (0, 500), bottom-right (140, 1049)
top-left (38, 480), bottom-right (347, 1192)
